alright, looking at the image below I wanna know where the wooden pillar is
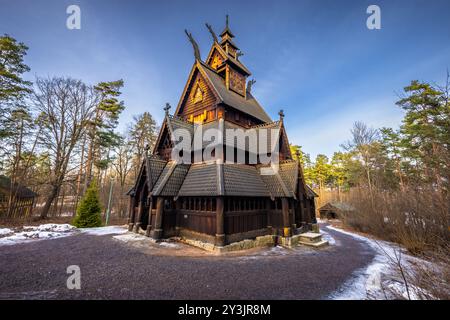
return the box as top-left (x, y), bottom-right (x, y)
top-left (311, 198), bottom-right (317, 223)
top-left (290, 199), bottom-right (297, 232)
top-left (281, 197), bottom-right (291, 237)
top-left (152, 197), bottom-right (164, 240)
top-left (266, 198), bottom-right (273, 234)
top-left (134, 199), bottom-right (144, 233)
top-left (127, 196), bottom-right (135, 231)
top-left (175, 198), bottom-right (181, 236)
top-left (215, 197), bottom-right (225, 246)
top-left (305, 198), bottom-right (312, 224)
top-left (145, 197), bottom-right (153, 237)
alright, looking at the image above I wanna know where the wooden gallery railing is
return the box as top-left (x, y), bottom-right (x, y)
top-left (177, 210), bottom-right (217, 236)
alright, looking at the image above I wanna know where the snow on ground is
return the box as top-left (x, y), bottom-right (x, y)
top-left (0, 224), bottom-right (75, 246)
top-left (24, 223), bottom-right (75, 232)
top-left (79, 226), bottom-right (127, 236)
top-left (113, 233), bottom-right (147, 242)
top-left (0, 224), bottom-right (127, 246)
top-left (0, 228), bottom-right (14, 236)
top-left (326, 225), bottom-right (429, 300)
top-left (158, 241), bottom-right (181, 248)
top-left (320, 229), bottom-right (336, 245)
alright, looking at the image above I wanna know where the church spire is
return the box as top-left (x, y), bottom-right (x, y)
top-left (220, 14), bottom-right (235, 39)
top-left (219, 15), bottom-right (239, 58)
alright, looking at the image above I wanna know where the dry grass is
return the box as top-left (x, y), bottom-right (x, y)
top-left (321, 186), bottom-right (449, 300)
top-left (338, 186), bottom-right (448, 254)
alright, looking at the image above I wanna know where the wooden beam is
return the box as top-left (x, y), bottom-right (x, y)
top-left (145, 197), bottom-right (153, 237)
top-left (152, 197), bottom-right (164, 240)
top-left (127, 196), bottom-right (135, 231)
top-left (281, 197), bottom-right (291, 237)
top-left (134, 199), bottom-right (144, 233)
top-left (215, 197), bottom-right (225, 246)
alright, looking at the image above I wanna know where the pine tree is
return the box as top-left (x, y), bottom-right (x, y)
top-left (72, 180), bottom-right (103, 228)
top-left (84, 80), bottom-right (125, 188)
top-left (129, 112), bottom-right (158, 178)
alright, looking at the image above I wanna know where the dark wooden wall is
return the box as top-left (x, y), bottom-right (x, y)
top-left (178, 70), bottom-right (217, 117)
top-left (224, 210), bottom-right (267, 234)
top-left (177, 210), bottom-right (216, 236)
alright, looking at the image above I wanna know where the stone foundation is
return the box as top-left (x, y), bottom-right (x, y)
top-left (180, 234), bottom-right (276, 253)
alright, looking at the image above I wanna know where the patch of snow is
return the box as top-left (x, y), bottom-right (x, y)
top-left (159, 241), bottom-right (180, 248)
top-left (0, 228), bottom-right (14, 237)
top-left (113, 233), bottom-right (147, 242)
top-left (0, 229), bottom-right (73, 246)
top-left (326, 225), bottom-right (431, 300)
top-left (320, 229), bottom-right (336, 245)
top-left (23, 223), bottom-right (75, 233)
top-left (262, 245), bottom-right (289, 256)
top-left (79, 226), bottom-right (127, 236)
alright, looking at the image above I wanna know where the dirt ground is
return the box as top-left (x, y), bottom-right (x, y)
top-left (0, 224), bottom-right (377, 299)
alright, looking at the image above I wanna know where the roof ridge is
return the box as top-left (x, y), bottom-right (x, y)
top-left (197, 61), bottom-right (225, 102)
top-left (152, 161), bottom-right (178, 196)
top-left (216, 162), bottom-right (224, 196)
top-left (273, 169), bottom-right (292, 198)
top-left (169, 114), bottom-right (194, 125)
top-left (251, 120), bottom-right (281, 129)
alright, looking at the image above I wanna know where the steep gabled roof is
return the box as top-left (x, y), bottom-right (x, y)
top-left (0, 175), bottom-right (37, 198)
top-left (205, 42), bottom-right (251, 76)
top-left (306, 185), bottom-right (319, 198)
top-left (319, 201), bottom-right (353, 211)
top-left (197, 62), bottom-right (271, 123)
top-left (152, 161), bottom-right (190, 197)
top-left (178, 163), bottom-right (219, 196)
top-left (178, 163), bottom-right (269, 197)
top-left (257, 161), bottom-right (298, 199)
top-left (127, 156), bottom-right (167, 196)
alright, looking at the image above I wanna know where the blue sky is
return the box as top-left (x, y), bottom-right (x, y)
top-left (1, 0), bottom-right (450, 159)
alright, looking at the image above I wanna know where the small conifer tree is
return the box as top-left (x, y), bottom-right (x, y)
top-left (72, 180), bottom-right (103, 228)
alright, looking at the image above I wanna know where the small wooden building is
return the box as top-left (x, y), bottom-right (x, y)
top-left (127, 17), bottom-right (318, 245)
top-left (0, 175), bottom-right (37, 218)
top-left (319, 202), bottom-right (354, 220)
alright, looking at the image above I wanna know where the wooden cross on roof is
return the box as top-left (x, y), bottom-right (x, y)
top-left (164, 103), bottom-right (171, 116)
top-left (278, 109), bottom-right (285, 121)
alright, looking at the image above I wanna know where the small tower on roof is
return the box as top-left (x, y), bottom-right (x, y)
top-left (220, 15), bottom-right (239, 58)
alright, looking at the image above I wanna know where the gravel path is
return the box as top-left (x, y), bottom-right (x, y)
top-left (0, 224), bottom-right (376, 299)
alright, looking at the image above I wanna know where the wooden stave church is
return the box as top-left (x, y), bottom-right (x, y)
top-left (127, 17), bottom-right (318, 246)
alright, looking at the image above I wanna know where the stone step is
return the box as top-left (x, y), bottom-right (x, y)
top-left (299, 239), bottom-right (329, 248)
top-left (298, 232), bottom-right (323, 243)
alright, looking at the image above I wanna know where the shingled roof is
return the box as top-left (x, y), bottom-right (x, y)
top-left (130, 157), bottom-right (314, 200)
top-left (213, 42), bottom-right (251, 76)
top-left (127, 156), bottom-right (167, 196)
top-left (163, 116), bottom-right (282, 155)
top-left (222, 164), bottom-right (270, 197)
top-left (152, 161), bottom-right (190, 197)
top-left (198, 62), bottom-right (272, 123)
top-left (257, 161), bottom-right (298, 199)
top-left (178, 163), bottom-right (270, 197)
top-left (0, 175), bottom-right (37, 198)
top-left (178, 163), bottom-right (219, 196)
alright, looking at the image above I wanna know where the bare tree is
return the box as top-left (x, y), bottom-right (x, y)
top-left (342, 121), bottom-right (379, 202)
top-left (33, 77), bottom-right (98, 219)
top-left (111, 135), bottom-right (133, 217)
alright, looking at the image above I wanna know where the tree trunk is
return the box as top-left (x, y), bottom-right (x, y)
top-left (74, 135), bottom-right (87, 215)
top-left (40, 185), bottom-right (59, 219)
